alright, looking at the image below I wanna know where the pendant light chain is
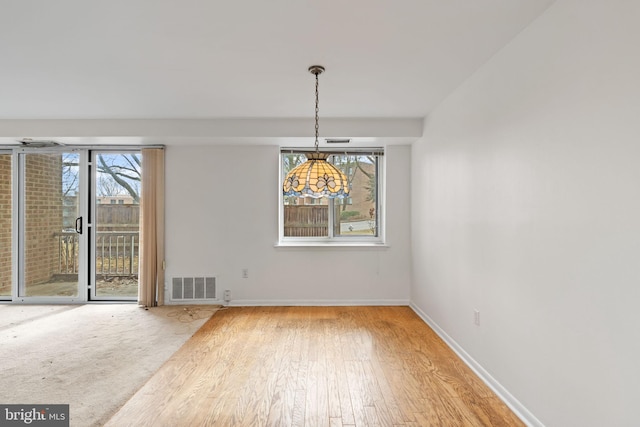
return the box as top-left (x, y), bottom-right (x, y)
top-left (282, 65), bottom-right (349, 198)
top-left (314, 70), bottom-right (320, 151)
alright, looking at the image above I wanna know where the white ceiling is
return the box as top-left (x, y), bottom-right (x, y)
top-left (0, 0), bottom-right (554, 144)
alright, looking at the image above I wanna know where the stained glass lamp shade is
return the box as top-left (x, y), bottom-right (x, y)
top-left (283, 152), bottom-right (350, 198)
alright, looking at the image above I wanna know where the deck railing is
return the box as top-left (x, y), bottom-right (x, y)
top-left (56, 231), bottom-right (139, 276)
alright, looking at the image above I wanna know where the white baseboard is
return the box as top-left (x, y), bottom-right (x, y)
top-left (409, 303), bottom-right (544, 427)
top-left (229, 299), bottom-right (410, 307)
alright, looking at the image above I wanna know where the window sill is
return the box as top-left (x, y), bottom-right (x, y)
top-left (275, 241), bottom-right (389, 249)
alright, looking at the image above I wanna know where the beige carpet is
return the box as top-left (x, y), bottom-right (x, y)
top-left (0, 304), bottom-right (218, 427)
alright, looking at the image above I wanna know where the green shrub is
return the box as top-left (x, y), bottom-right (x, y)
top-left (340, 210), bottom-right (360, 221)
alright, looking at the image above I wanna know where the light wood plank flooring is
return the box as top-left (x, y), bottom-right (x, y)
top-left (106, 306), bottom-right (523, 426)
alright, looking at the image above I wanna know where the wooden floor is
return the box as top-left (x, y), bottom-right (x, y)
top-left (106, 306), bottom-right (523, 427)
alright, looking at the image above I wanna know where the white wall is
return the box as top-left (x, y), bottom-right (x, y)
top-left (411, 1), bottom-right (640, 426)
top-left (165, 144), bottom-right (411, 305)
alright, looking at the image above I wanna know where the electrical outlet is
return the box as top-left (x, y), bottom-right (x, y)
top-left (242, 268), bottom-right (249, 279)
top-left (474, 310), bottom-right (480, 326)
top-left (224, 290), bottom-right (231, 301)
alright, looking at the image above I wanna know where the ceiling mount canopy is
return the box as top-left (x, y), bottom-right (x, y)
top-left (282, 66), bottom-right (350, 199)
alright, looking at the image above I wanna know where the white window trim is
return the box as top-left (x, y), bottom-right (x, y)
top-left (278, 148), bottom-right (386, 247)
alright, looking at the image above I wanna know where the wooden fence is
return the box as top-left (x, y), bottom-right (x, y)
top-left (97, 204), bottom-right (139, 231)
top-left (284, 205), bottom-right (328, 237)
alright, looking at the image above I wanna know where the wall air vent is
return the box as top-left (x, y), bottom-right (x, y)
top-left (171, 277), bottom-right (216, 301)
top-left (325, 138), bottom-right (351, 144)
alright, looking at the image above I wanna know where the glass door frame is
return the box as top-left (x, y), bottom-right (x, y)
top-left (0, 149), bottom-right (15, 301)
top-left (89, 149), bottom-right (140, 302)
top-left (14, 147), bottom-right (89, 303)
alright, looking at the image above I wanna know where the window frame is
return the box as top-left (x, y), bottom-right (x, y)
top-left (278, 148), bottom-right (385, 246)
top-left (0, 150), bottom-right (13, 300)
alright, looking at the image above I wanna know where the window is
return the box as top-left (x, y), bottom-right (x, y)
top-left (280, 149), bottom-right (383, 244)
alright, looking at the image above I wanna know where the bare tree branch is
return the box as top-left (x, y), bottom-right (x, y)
top-left (355, 156), bottom-right (375, 179)
top-left (97, 155), bottom-right (140, 203)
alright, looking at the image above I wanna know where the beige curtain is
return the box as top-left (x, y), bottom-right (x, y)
top-left (138, 148), bottom-right (165, 307)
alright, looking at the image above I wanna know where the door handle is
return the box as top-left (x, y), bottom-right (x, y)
top-left (75, 217), bottom-right (83, 234)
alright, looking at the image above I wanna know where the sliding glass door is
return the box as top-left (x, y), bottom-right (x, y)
top-left (18, 151), bottom-right (87, 301)
top-left (92, 151), bottom-right (141, 300)
top-left (0, 152), bottom-right (12, 299)
top-left (10, 148), bottom-right (141, 303)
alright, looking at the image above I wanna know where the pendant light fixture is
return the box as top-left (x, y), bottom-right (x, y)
top-left (282, 66), bottom-right (350, 198)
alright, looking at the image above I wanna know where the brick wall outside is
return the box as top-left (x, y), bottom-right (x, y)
top-left (0, 154), bottom-right (11, 295)
top-left (24, 154), bottom-right (63, 286)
